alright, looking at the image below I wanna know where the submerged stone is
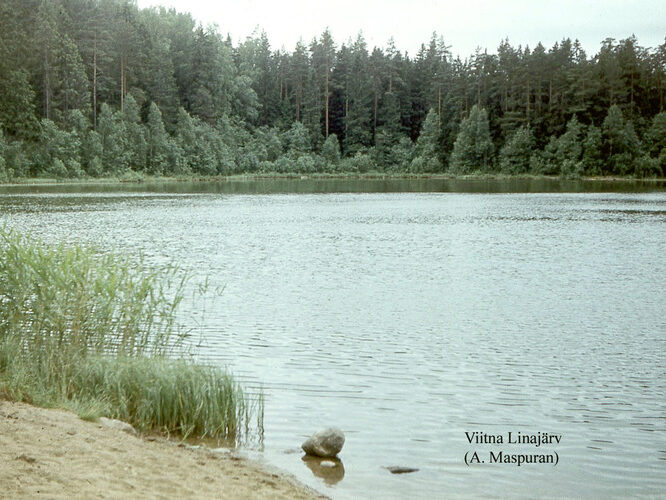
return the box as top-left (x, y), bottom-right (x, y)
top-left (384, 466), bottom-right (419, 474)
top-left (301, 427), bottom-right (345, 458)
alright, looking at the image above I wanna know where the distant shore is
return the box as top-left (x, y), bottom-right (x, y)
top-left (0, 400), bottom-right (324, 499)
top-left (1, 172), bottom-right (664, 188)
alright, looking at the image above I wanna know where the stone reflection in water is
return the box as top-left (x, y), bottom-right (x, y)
top-left (301, 455), bottom-right (345, 485)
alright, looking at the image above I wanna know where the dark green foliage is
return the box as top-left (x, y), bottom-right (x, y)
top-left (146, 102), bottom-right (170, 174)
top-left (450, 105), bottom-right (494, 173)
top-left (0, 0), bottom-right (663, 179)
top-left (499, 125), bottom-right (535, 174)
top-left (392, 137), bottom-right (416, 172)
top-left (122, 95), bottom-right (148, 170)
top-left (410, 109), bottom-right (441, 172)
top-left (36, 119), bottom-right (83, 178)
top-left (582, 126), bottom-right (604, 175)
top-left (645, 112), bottom-right (666, 155)
top-left (0, 70), bottom-right (40, 140)
top-left (342, 35), bottom-right (373, 156)
top-left (97, 103), bottom-right (128, 174)
top-left (556, 116), bottom-right (585, 165)
top-left (321, 134), bottom-right (341, 166)
top-left (554, 116), bottom-right (586, 176)
top-left (602, 105), bottom-right (640, 175)
top-left (284, 121), bottom-right (311, 156)
top-left (644, 112), bottom-right (666, 175)
top-left (175, 107), bottom-right (230, 175)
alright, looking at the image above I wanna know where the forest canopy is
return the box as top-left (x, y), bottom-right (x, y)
top-left (0, 0), bottom-right (665, 180)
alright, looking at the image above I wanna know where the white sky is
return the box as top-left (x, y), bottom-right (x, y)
top-left (137, 0), bottom-right (665, 58)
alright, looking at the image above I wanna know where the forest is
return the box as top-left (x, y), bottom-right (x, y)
top-left (0, 0), bottom-right (665, 180)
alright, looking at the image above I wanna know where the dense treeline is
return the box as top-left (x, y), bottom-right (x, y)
top-left (0, 0), bottom-right (665, 180)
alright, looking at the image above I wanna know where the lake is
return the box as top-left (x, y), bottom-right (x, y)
top-left (1, 178), bottom-right (665, 499)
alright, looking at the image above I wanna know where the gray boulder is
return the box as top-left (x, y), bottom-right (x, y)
top-left (301, 427), bottom-right (345, 458)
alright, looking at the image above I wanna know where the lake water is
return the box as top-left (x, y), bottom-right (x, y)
top-left (1, 178), bottom-right (665, 499)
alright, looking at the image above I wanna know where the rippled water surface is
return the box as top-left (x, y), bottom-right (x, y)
top-left (1, 179), bottom-right (665, 499)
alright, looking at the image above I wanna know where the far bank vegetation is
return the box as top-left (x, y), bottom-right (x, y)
top-left (0, 0), bottom-right (664, 181)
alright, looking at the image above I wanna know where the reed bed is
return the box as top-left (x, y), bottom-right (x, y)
top-left (0, 227), bottom-right (262, 441)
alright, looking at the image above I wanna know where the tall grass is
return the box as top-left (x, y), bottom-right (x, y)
top-left (0, 226), bottom-right (262, 441)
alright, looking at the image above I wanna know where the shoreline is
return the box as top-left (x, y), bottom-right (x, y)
top-left (0, 172), bottom-right (664, 188)
top-left (0, 400), bottom-right (325, 499)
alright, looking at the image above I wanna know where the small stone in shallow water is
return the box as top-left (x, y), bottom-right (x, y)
top-left (384, 466), bottom-right (419, 474)
top-left (301, 427), bottom-right (345, 458)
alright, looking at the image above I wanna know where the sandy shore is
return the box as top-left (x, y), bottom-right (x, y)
top-left (0, 400), bottom-right (325, 499)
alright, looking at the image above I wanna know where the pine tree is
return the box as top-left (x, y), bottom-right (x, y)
top-left (644, 111), bottom-right (666, 174)
top-left (284, 121), bottom-right (311, 156)
top-left (310, 29), bottom-right (336, 138)
top-left (0, 70), bottom-right (39, 140)
top-left (35, 0), bottom-right (60, 121)
top-left (146, 102), bottom-right (170, 174)
top-left (289, 40), bottom-right (310, 122)
top-left (98, 103), bottom-right (128, 174)
top-left (141, 10), bottom-right (180, 127)
top-left (57, 35), bottom-right (90, 116)
top-left (449, 105), bottom-right (494, 173)
top-left (321, 133), bottom-right (341, 166)
top-left (582, 125), bottom-right (604, 175)
top-left (410, 108), bottom-right (441, 172)
top-left (374, 91), bottom-right (403, 168)
top-left (602, 104), bottom-right (640, 174)
top-left (556, 115), bottom-right (585, 164)
top-left (37, 119), bottom-right (82, 178)
top-left (499, 125), bottom-right (535, 174)
top-left (343, 34), bottom-right (372, 156)
top-left (122, 94), bottom-right (147, 170)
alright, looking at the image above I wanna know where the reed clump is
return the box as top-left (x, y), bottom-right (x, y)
top-left (0, 227), bottom-right (261, 441)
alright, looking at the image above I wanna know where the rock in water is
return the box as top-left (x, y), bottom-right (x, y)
top-left (301, 427), bottom-right (345, 458)
top-left (384, 466), bottom-right (419, 474)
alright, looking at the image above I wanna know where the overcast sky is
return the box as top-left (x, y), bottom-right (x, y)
top-left (136, 0), bottom-right (665, 58)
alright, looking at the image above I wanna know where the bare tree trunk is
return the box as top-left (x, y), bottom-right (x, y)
top-left (526, 79), bottom-right (530, 122)
top-left (477, 77), bottom-right (481, 107)
top-left (373, 87), bottom-right (378, 138)
top-left (44, 51), bottom-right (50, 119)
top-left (93, 35), bottom-right (97, 130)
top-left (120, 54), bottom-right (126, 112)
top-left (120, 57), bottom-right (124, 112)
top-left (345, 96), bottom-right (349, 135)
top-left (325, 69), bottom-right (329, 138)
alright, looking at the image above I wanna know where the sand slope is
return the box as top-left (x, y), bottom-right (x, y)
top-left (0, 400), bottom-right (324, 499)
